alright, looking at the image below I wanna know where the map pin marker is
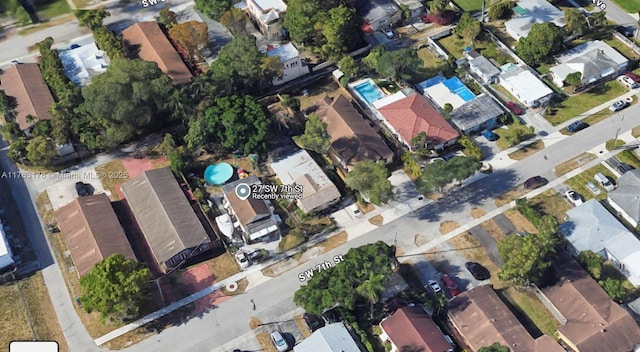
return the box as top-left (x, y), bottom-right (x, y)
top-left (235, 183), bottom-right (251, 201)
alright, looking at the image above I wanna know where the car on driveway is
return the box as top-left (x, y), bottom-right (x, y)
top-left (465, 262), bottom-right (490, 280)
top-left (594, 172), bottom-right (615, 192)
top-left (617, 163), bottom-right (635, 174)
top-left (348, 204), bottom-right (362, 218)
top-left (506, 101), bottom-right (524, 115)
top-left (303, 313), bottom-right (325, 332)
top-left (618, 75), bottom-right (638, 89)
top-left (270, 331), bottom-right (289, 352)
top-left (566, 120), bottom-right (588, 133)
top-left (564, 190), bottom-right (584, 206)
top-left (427, 280), bottom-right (442, 295)
top-left (610, 100), bottom-right (629, 111)
top-left (440, 274), bottom-right (460, 297)
top-left (235, 251), bottom-right (250, 269)
top-left (616, 25), bottom-right (635, 37)
top-left (482, 129), bottom-right (499, 141)
top-left (75, 182), bottom-right (93, 197)
top-left (626, 71), bottom-right (640, 83)
top-left (524, 176), bottom-right (547, 190)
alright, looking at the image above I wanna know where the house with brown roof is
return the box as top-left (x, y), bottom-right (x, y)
top-left (377, 94), bottom-right (459, 151)
top-left (447, 285), bottom-right (564, 352)
top-left (380, 306), bottom-right (453, 352)
top-left (55, 193), bottom-right (136, 277)
top-left (0, 63), bottom-right (55, 131)
top-left (316, 95), bottom-right (394, 171)
top-left (538, 256), bottom-right (640, 352)
top-left (122, 22), bottom-right (192, 85)
top-left (121, 167), bottom-right (214, 271)
top-left (221, 176), bottom-right (280, 243)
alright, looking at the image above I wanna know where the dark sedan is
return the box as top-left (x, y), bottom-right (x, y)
top-left (567, 120), bottom-right (589, 133)
top-left (465, 262), bottom-right (490, 280)
top-left (524, 176), bottom-right (548, 190)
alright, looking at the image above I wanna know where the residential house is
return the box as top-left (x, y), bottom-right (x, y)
top-left (269, 149), bottom-right (341, 214)
top-left (499, 64), bottom-right (553, 107)
top-left (380, 306), bottom-right (453, 352)
top-left (562, 199), bottom-right (640, 286)
top-left (448, 285), bottom-right (565, 352)
top-left (392, 0), bottom-right (424, 19)
top-left (59, 42), bottom-right (109, 87)
top-left (609, 169), bottom-right (640, 227)
top-left (356, 0), bottom-right (401, 33)
top-left (122, 21), bottom-right (192, 85)
top-left (539, 256), bottom-right (640, 352)
top-left (550, 41), bottom-right (628, 87)
top-left (55, 194), bottom-right (136, 277)
top-left (221, 176), bottom-right (280, 242)
top-left (245, 0), bottom-right (287, 40)
top-left (121, 167), bottom-right (215, 271)
top-left (467, 52), bottom-right (501, 84)
top-left (0, 224), bottom-right (14, 273)
top-left (264, 42), bottom-right (309, 85)
top-left (294, 322), bottom-right (361, 352)
top-left (315, 95), bottom-right (394, 171)
top-left (377, 93), bottom-right (460, 151)
top-left (450, 94), bottom-right (504, 134)
top-left (0, 63), bottom-right (55, 131)
top-left (505, 0), bottom-right (565, 40)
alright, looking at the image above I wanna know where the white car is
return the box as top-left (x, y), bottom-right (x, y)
top-left (609, 99), bottom-right (628, 111)
top-left (564, 190), bottom-right (584, 206)
top-left (618, 75), bottom-right (638, 89)
top-left (235, 251), bottom-right (250, 269)
top-left (270, 331), bottom-right (289, 352)
top-left (348, 204), bottom-right (362, 218)
top-left (427, 280), bottom-right (442, 294)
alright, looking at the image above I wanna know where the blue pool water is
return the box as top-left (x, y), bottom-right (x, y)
top-left (444, 77), bottom-right (476, 102)
top-left (354, 81), bottom-right (385, 104)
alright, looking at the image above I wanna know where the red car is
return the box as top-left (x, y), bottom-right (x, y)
top-left (626, 71), bottom-right (640, 83)
top-left (441, 274), bottom-right (460, 297)
top-left (506, 101), bottom-right (524, 115)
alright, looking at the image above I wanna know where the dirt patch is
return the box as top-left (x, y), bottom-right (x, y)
top-left (318, 231), bottom-right (348, 253)
top-left (439, 221), bottom-right (460, 234)
top-left (256, 331), bottom-right (277, 352)
top-left (555, 152), bottom-right (597, 176)
top-left (503, 209), bottom-right (538, 234)
top-left (205, 252), bottom-right (240, 281)
top-left (470, 207), bottom-right (486, 218)
top-left (530, 189), bottom-right (572, 222)
top-left (221, 278), bottom-right (249, 296)
top-left (249, 317), bottom-right (263, 330)
top-left (300, 246), bottom-right (324, 262)
top-left (480, 219), bottom-right (506, 241)
top-left (368, 215), bottom-right (384, 226)
top-left (508, 140), bottom-right (544, 161)
top-left (294, 315), bottom-right (312, 338)
top-left (357, 201), bottom-right (375, 214)
top-left (95, 160), bottom-right (129, 201)
top-left (414, 234), bottom-right (428, 247)
top-left (632, 125), bottom-right (640, 138)
top-left (262, 258), bottom-right (300, 277)
top-left (495, 187), bottom-right (528, 207)
top-left (427, 193), bottom-right (444, 200)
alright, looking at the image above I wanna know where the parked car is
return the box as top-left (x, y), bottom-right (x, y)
top-left (465, 262), bottom-right (490, 280)
top-left (482, 129), bottom-right (499, 141)
top-left (70, 43), bottom-right (81, 49)
top-left (506, 101), bottom-right (524, 115)
top-left (348, 204), bottom-right (362, 218)
top-left (617, 75), bottom-right (638, 89)
top-left (610, 99), bottom-right (629, 111)
top-left (235, 251), bottom-right (250, 269)
top-left (524, 176), bottom-right (548, 190)
top-left (440, 274), bottom-right (460, 297)
top-left (270, 331), bottom-right (289, 352)
top-left (247, 249), bottom-right (265, 263)
top-left (427, 280), bottom-right (442, 294)
top-left (626, 71), bottom-right (640, 83)
top-left (566, 120), bottom-right (589, 133)
top-left (617, 163), bottom-right (636, 174)
top-left (586, 182), bottom-right (601, 195)
top-left (564, 190), bottom-right (584, 206)
top-left (303, 313), bottom-right (325, 332)
top-left (594, 172), bottom-right (615, 192)
top-left (381, 28), bottom-right (394, 39)
top-left (75, 182), bottom-right (93, 197)
top-left (616, 25), bottom-right (635, 37)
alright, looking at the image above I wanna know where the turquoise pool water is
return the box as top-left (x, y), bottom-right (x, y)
top-left (354, 81), bottom-right (385, 104)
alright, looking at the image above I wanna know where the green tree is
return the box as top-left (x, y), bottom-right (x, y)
top-left (293, 113), bottom-right (330, 153)
top-left (74, 8), bottom-right (110, 30)
top-left (338, 56), bottom-right (357, 78)
top-left (402, 153), bottom-right (422, 180)
top-left (8, 137), bottom-right (27, 163)
top-left (159, 133), bottom-right (176, 156)
top-left (79, 254), bottom-right (152, 323)
top-left (346, 160), bottom-right (394, 205)
top-left (294, 241), bottom-right (396, 314)
top-left (319, 5), bottom-right (361, 58)
top-left (459, 136), bottom-right (483, 160)
top-left (362, 45), bottom-right (385, 70)
top-left (564, 8), bottom-right (587, 35)
top-left (488, 2), bottom-right (513, 20)
top-left (194, 0), bottom-right (232, 20)
top-left (356, 272), bottom-right (386, 319)
top-left (168, 21), bottom-right (209, 58)
top-left (456, 13), bottom-right (482, 42)
top-left (168, 146), bottom-right (190, 173)
top-left (515, 22), bottom-right (564, 65)
top-left (1, 121), bottom-right (23, 142)
top-left (429, 0), bottom-right (447, 15)
top-left (588, 11), bottom-right (607, 28)
top-left (280, 94), bottom-right (301, 112)
top-left (578, 250), bottom-right (603, 279)
top-left (375, 48), bottom-right (423, 81)
top-left (564, 72), bottom-right (582, 87)
top-left (220, 8), bottom-right (248, 35)
top-left (0, 89), bottom-right (12, 118)
top-left (283, 0), bottom-right (321, 44)
top-left (157, 6), bottom-right (177, 29)
top-left (420, 156), bottom-right (481, 193)
top-left (165, 88), bottom-right (193, 122)
top-left (94, 26), bottom-right (124, 58)
top-left (443, 103), bottom-right (453, 114)
top-left (26, 136), bottom-right (57, 166)
top-left (479, 343), bottom-right (511, 352)
top-left (498, 233), bottom-right (554, 286)
top-left (599, 278), bottom-right (626, 302)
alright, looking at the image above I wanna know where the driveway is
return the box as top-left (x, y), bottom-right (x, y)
top-left (45, 170), bottom-right (105, 211)
top-left (468, 225), bottom-right (502, 266)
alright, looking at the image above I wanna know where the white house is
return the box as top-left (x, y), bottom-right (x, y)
top-left (563, 199), bottom-right (640, 286)
top-left (608, 169), bottom-right (640, 228)
top-left (392, 0), bottom-right (424, 19)
top-left (505, 0), bottom-right (565, 40)
top-left (468, 54), bottom-right (501, 84)
top-left (59, 42), bottom-right (109, 87)
top-left (294, 323), bottom-right (361, 352)
top-left (0, 224), bottom-right (14, 273)
top-left (245, 0), bottom-right (287, 39)
top-left (265, 42), bottom-right (309, 85)
top-left (499, 64), bottom-right (553, 107)
top-left (549, 40), bottom-right (628, 87)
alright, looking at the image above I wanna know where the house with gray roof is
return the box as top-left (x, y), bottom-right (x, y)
top-left (356, 0), bottom-right (400, 33)
top-left (550, 41), bottom-right (628, 87)
top-left (468, 55), bottom-right (501, 84)
top-left (449, 94), bottom-right (504, 134)
top-left (609, 169), bottom-right (640, 228)
top-left (294, 323), bottom-right (361, 352)
top-left (562, 199), bottom-right (640, 286)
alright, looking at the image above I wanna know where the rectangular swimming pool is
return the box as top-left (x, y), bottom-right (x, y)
top-left (353, 80), bottom-right (386, 105)
top-left (444, 77), bottom-right (476, 102)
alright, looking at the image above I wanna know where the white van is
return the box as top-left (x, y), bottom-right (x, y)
top-left (594, 173), bottom-right (615, 192)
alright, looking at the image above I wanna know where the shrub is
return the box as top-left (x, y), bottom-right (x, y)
top-left (460, 136), bottom-right (483, 160)
top-left (578, 250), bottom-right (603, 279)
top-left (599, 278), bottom-right (626, 302)
top-left (489, 2), bottom-right (514, 20)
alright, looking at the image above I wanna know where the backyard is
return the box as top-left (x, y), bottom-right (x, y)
top-left (546, 81), bottom-right (628, 125)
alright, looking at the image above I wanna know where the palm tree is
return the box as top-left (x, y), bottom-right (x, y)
top-left (356, 272), bottom-right (386, 319)
top-left (165, 89), bottom-right (193, 123)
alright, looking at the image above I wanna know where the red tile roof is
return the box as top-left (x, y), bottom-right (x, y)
top-left (0, 63), bottom-right (55, 130)
top-left (377, 94), bottom-right (459, 147)
top-left (122, 22), bottom-right (192, 85)
top-left (381, 306), bottom-right (452, 352)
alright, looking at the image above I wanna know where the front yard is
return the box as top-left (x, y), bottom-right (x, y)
top-left (564, 164), bottom-right (617, 201)
top-left (546, 81), bottom-right (628, 126)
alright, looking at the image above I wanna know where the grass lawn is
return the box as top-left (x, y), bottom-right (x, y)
top-left (18, 14), bottom-right (76, 36)
top-left (547, 81), bottom-right (628, 125)
top-left (499, 287), bottom-right (560, 337)
top-left (606, 139), bottom-right (626, 151)
top-left (71, 0), bottom-right (92, 8)
top-left (605, 37), bottom-right (640, 60)
top-left (633, 125), bottom-right (640, 138)
top-left (617, 150), bottom-right (640, 169)
top-left (34, 0), bottom-right (71, 19)
top-left (508, 140), bottom-right (544, 160)
top-left (559, 106), bottom-right (618, 135)
top-left (204, 252), bottom-right (240, 281)
top-left (555, 152), bottom-right (597, 176)
top-left (565, 164), bottom-right (617, 201)
top-left (278, 232), bottom-right (305, 252)
top-left (491, 84), bottom-right (519, 103)
top-left (417, 48), bottom-right (445, 69)
top-left (609, 0), bottom-right (640, 14)
top-left (95, 160), bottom-right (129, 200)
top-left (437, 35), bottom-right (491, 59)
top-left (453, 0), bottom-right (483, 11)
top-left (494, 124), bottom-right (535, 150)
top-left (530, 189), bottom-right (572, 223)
